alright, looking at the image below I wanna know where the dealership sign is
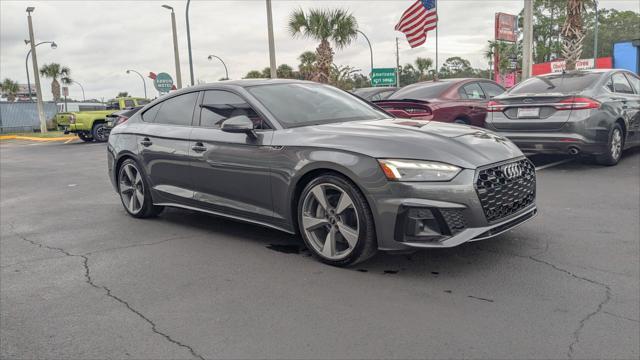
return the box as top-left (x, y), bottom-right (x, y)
top-left (495, 12), bottom-right (518, 42)
top-left (532, 57), bottom-right (613, 75)
top-left (371, 68), bottom-right (397, 87)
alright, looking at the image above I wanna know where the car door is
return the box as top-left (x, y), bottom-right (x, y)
top-left (137, 91), bottom-right (199, 204)
top-left (622, 72), bottom-right (640, 144)
top-left (459, 82), bottom-right (488, 126)
top-left (189, 89), bottom-right (275, 223)
top-left (606, 72), bottom-right (640, 144)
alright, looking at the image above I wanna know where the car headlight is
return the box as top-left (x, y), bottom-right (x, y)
top-left (378, 159), bottom-right (462, 182)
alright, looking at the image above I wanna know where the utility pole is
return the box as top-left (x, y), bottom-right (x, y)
top-left (163, 5), bottom-right (182, 89)
top-left (186, 0), bottom-right (195, 86)
top-left (395, 37), bottom-right (400, 87)
top-left (266, 0), bottom-right (277, 79)
top-left (593, 1), bottom-right (599, 58)
top-left (522, 0), bottom-right (534, 80)
top-left (26, 7), bottom-right (47, 133)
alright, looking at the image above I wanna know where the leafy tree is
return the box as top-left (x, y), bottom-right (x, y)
top-left (277, 64), bottom-right (295, 79)
top-left (39, 63), bottom-right (72, 101)
top-left (485, 41), bottom-right (521, 76)
top-left (298, 51), bottom-right (317, 80)
top-left (288, 8), bottom-right (358, 83)
top-left (0, 78), bottom-right (20, 102)
top-left (439, 57), bottom-right (475, 78)
top-left (582, 9), bottom-right (640, 58)
top-left (561, 0), bottom-right (587, 70)
top-left (244, 70), bottom-right (263, 79)
top-left (117, 91), bottom-right (129, 98)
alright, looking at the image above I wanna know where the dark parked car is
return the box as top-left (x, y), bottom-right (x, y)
top-left (486, 69), bottom-right (640, 165)
top-left (374, 78), bottom-right (506, 127)
top-left (107, 80), bottom-right (536, 266)
top-left (105, 106), bottom-right (143, 131)
top-left (352, 87), bottom-right (398, 101)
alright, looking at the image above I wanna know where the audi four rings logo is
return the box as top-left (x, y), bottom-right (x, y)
top-left (502, 163), bottom-right (523, 179)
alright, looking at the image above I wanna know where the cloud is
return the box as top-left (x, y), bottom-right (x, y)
top-left (1, 0), bottom-right (638, 101)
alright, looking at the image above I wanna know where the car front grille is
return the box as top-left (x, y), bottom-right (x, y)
top-left (475, 158), bottom-right (536, 223)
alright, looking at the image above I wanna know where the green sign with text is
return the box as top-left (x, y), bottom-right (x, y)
top-left (154, 72), bottom-right (174, 93)
top-left (371, 68), bottom-right (397, 87)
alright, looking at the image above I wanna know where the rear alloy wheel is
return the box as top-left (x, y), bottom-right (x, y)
top-left (596, 124), bottom-right (624, 166)
top-left (92, 122), bottom-right (109, 142)
top-left (78, 133), bottom-right (93, 142)
top-left (298, 175), bottom-right (377, 266)
top-left (118, 159), bottom-right (164, 218)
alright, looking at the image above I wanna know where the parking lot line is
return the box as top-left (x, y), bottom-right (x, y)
top-left (535, 158), bottom-right (574, 171)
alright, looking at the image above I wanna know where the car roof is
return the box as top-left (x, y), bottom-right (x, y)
top-left (181, 79), bottom-right (316, 91)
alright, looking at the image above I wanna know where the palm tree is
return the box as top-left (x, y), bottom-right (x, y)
top-left (414, 57), bottom-right (434, 81)
top-left (0, 78), bottom-right (20, 102)
top-left (561, 0), bottom-right (586, 70)
top-left (288, 8), bottom-right (358, 83)
top-left (39, 63), bottom-right (72, 101)
top-left (298, 51), bottom-right (317, 80)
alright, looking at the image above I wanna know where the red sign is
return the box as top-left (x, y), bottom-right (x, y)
top-left (531, 57), bottom-right (613, 75)
top-left (495, 13), bottom-right (518, 42)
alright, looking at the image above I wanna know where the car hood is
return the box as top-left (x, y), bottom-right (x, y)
top-left (278, 118), bottom-right (523, 169)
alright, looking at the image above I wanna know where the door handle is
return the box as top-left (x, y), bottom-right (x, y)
top-left (140, 137), bottom-right (152, 147)
top-left (191, 142), bottom-right (207, 152)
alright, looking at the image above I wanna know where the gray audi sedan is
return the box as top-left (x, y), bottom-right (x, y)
top-left (107, 80), bottom-right (536, 266)
top-left (486, 69), bottom-right (640, 165)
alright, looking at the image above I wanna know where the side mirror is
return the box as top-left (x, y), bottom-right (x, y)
top-left (221, 115), bottom-right (256, 137)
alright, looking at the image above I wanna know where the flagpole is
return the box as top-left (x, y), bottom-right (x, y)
top-left (435, 0), bottom-right (439, 79)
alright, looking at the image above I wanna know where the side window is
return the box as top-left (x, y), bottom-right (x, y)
top-left (461, 83), bottom-right (485, 100)
top-left (153, 92), bottom-right (199, 126)
top-left (479, 82), bottom-right (505, 98)
top-left (624, 73), bottom-right (640, 94)
top-left (610, 73), bottom-right (634, 94)
top-left (141, 102), bottom-right (162, 122)
top-left (200, 90), bottom-right (268, 129)
top-left (124, 99), bottom-right (135, 108)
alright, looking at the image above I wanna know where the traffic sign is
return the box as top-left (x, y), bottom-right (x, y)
top-left (153, 72), bottom-right (174, 93)
top-left (371, 68), bottom-right (397, 87)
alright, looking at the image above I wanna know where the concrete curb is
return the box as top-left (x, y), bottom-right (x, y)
top-left (0, 135), bottom-right (76, 142)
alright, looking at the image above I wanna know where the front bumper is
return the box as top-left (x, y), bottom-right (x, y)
top-left (369, 158), bottom-right (537, 251)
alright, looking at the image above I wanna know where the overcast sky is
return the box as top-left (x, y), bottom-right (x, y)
top-left (1, 0), bottom-right (638, 101)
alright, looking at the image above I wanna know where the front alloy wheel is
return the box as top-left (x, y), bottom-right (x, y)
top-left (298, 174), bottom-right (377, 266)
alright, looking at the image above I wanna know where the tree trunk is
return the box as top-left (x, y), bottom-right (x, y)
top-left (313, 39), bottom-right (333, 84)
top-left (51, 78), bottom-right (61, 102)
top-left (561, 0), bottom-right (586, 71)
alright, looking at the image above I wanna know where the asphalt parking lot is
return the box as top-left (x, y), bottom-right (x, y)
top-left (1, 139), bottom-right (638, 359)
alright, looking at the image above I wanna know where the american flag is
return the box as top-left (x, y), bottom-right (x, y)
top-left (394, 0), bottom-right (438, 48)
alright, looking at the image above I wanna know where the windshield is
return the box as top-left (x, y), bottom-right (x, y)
top-left (509, 72), bottom-right (602, 95)
top-left (389, 81), bottom-right (452, 100)
top-left (247, 83), bottom-right (387, 128)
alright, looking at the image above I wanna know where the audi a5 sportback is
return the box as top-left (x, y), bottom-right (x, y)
top-left (107, 80), bottom-right (537, 266)
top-left (486, 69), bottom-right (640, 165)
top-left (374, 78), bottom-right (506, 127)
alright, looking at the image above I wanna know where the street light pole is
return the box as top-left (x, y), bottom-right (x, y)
top-left (126, 70), bottom-right (147, 99)
top-left (26, 7), bottom-right (47, 133)
top-left (186, 0), bottom-right (195, 86)
top-left (162, 5), bottom-right (182, 89)
top-left (522, 0), bottom-right (534, 80)
top-left (207, 55), bottom-right (229, 80)
top-left (72, 80), bottom-right (85, 101)
top-left (593, 1), bottom-right (599, 58)
top-left (356, 30), bottom-right (374, 76)
top-left (266, 0), bottom-right (277, 79)
top-left (24, 40), bottom-right (56, 102)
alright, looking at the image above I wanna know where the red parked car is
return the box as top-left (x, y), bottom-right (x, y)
top-left (374, 78), bottom-right (506, 127)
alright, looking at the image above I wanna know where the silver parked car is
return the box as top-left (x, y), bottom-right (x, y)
top-left (108, 80), bottom-right (536, 266)
top-left (485, 69), bottom-right (640, 165)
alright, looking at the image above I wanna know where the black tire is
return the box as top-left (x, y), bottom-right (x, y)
top-left (595, 123), bottom-right (624, 166)
top-left (117, 159), bottom-right (164, 218)
top-left (454, 118), bottom-right (468, 125)
top-left (78, 133), bottom-right (93, 142)
top-left (92, 122), bottom-right (109, 142)
top-left (297, 174), bottom-right (377, 267)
